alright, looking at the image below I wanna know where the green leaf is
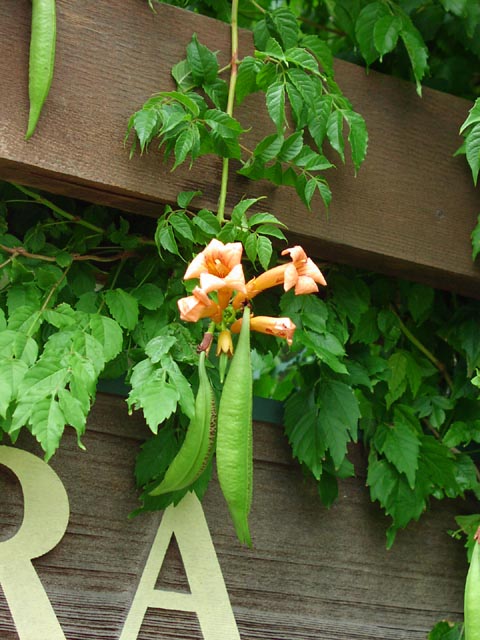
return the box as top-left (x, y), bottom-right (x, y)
top-left (133, 108), bottom-right (160, 152)
top-left (145, 335), bottom-right (177, 363)
top-left (465, 122), bottom-right (480, 185)
top-left (266, 81), bottom-right (286, 132)
top-left (399, 22), bottom-right (429, 96)
top-left (406, 283), bottom-right (434, 323)
top-left (28, 395), bottom-right (65, 461)
top-left (331, 274), bottom-right (370, 326)
top-left (203, 79), bottom-right (228, 110)
top-left (104, 289), bottom-right (139, 331)
top-left (278, 132), bottom-right (304, 162)
top-left (257, 236), bottom-right (273, 270)
top-left (0, 359), bottom-right (28, 418)
top-left (236, 56), bottom-right (262, 105)
top-left (177, 190), bottom-right (201, 209)
top-left (326, 109), bottom-right (345, 162)
top-left (344, 110), bottom-right (368, 173)
top-left (385, 352), bottom-right (408, 407)
top-left (192, 209), bottom-right (221, 238)
top-left (374, 414), bottom-right (420, 488)
top-left (171, 59), bottom-right (194, 92)
top-left (252, 133), bottom-right (284, 162)
top-left (128, 377), bottom-right (179, 434)
top-left (163, 359), bottom-right (195, 420)
top-left (297, 331), bottom-right (348, 374)
top-left (170, 212), bottom-right (195, 243)
top-left (373, 15), bottom-right (401, 59)
top-left (89, 315), bottom-right (123, 362)
top-left (173, 126), bottom-right (197, 170)
top-left (317, 380), bottom-right (360, 469)
top-left (135, 424), bottom-right (179, 487)
top-left (301, 35), bottom-right (333, 75)
top-left (265, 8), bottom-right (299, 50)
top-left (285, 48), bottom-right (319, 74)
top-left (131, 283), bottom-right (165, 311)
top-left (460, 98), bottom-right (480, 134)
top-left (355, 2), bottom-right (388, 66)
top-left (186, 34), bottom-right (219, 84)
top-left (57, 388), bottom-right (87, 447)
top-left (284, 390), bottom-right (325, 480)
top-left (427, 620), bottom-right (463, 640)
top-left (244, 233), bottom-right (257, 265)
top-left (155, 220), bottom-right (180, 256)
top-left (471, 213), bottom-right (480, 260)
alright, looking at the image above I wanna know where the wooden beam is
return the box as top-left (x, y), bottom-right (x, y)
top-left (0, 395), bottom-right (470, 638)
top-left (1, 1), bottom-right (479, 297)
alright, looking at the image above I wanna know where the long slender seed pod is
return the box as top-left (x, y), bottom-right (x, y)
top-left (216, 306), bottom-right (253, 546)
top-left (465, 529), bottom-right (480, 640)
top-left (149, 351), bottom-right (214, 495)
top-left (26, 0), bottom-right (56, 140)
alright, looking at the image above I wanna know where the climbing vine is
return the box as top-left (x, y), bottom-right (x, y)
top-left (9, 0), bottom-right (480, 637)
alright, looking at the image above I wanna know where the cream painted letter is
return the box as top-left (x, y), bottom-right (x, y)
top-left (0, 446), bottom-right (69, 640)
top-left (120, 491), bottom-right (241, 640)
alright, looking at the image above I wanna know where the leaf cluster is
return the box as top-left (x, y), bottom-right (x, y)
top-left (256, 269), bottom-right (480, 548)
top-left (128, 12), bottom-right (368, 213)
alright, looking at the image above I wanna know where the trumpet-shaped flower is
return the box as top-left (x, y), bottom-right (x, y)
top-left (231, 315), bottom-right (296, 346)
top-left (184, 239), bottom-right (243, 280)
top-left (233, 245), bottom-right (326, 307)
top-left (281, 245), bottom-right (327, 294)
top-left (177, 287), bottom-right (222, 323)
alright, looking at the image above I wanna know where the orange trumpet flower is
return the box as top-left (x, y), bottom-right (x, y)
top-left (231, 315), bottom-right (296, 346)
top-left (177, 287), bottom-right (222, 323)
top-left (184, 239), bottom-right (243, 280)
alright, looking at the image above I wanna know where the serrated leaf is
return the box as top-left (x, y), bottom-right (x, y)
top-left (284, 390), bottom-right (324, 480)
top-left (266, 81), bottom-right (286, 132)
top-left (248, 212), bottom-right (286, 228)
top-left (326, 109), bottom-right (345, 162)
top-left (278, 132), bottom-right (304, 162)
top-left (301, 34), bottom-right (333, 75)
top-left (373, 15), bottom-right (401, 58)
top-left (253, 133), bottom-right (284, 161)
top-left (135, 424), bottom-right (179, 487)
top-left (400, 23), bottom-right (429, 96)
top-left (133, 108), bottom-right (160, 152)
top-left (186, 34), bottom-right (219, 84)
top-left (172, 126), bottom-right (196, 170)
top-left (128, 378), bottom-right (179, 434)
top-left (244, 233), bottom-right (257, 265)
top-left (177, 190), bottom-right (201, 209)
top-left (344, 110), bottom-right (368, 173)
top-left (145, 335), bottom-right (177, 363)
top-left (155, 221), bottom-right (180, 256)
top-left (236, 56), bottom-right (262, 105)
top-left (164, 359), bottom-right (195, 420)
top-left (0, 359), bottom-right (28, 418)
top-left (374, 415), bottom-right (420, 488)
top-left (28, 395), bottom-right (66, 460)
top-left (385, 352), bottom-right (408, 407)
top-left (317, 380), bottom-right (360, 469)
top-left (471, 213), bottom-right (480, 260)
top-left (192, 209), bottom-right (221, 237)
top-left (57, 388), bottom-right (87, 446)
top-left (171, 59), bottom-right (194, 92)
top-left (170, 212), bottom-right (195, 243)
top-left (460, 98), bottom-right (480, 134)
top-left (257, 236), bottom-right (273, 270)
top-left (131, 283), bottom-right (165, 310)
top-left (203, 78), bottom-right (228, 110)
top-left (355, 2), bottom-right (388, 66)
top-left (285, 48), bottom-right (319, 73)
top-left (231, 198), bottom-right (262, 226)
top-left (406, 283), bottom-right (434, 323)
top-left (465, 122), bottom-right (480, 185)
top-left (89, 315), bottom-right (123, 362)
top-left (104, 289), bottom-right (139, 331)
top-left (265, 8), bottom-right (299, 50)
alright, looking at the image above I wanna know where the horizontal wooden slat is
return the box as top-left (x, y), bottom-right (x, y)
top-left (1, 1), bottom-right (479, 297)
top-left (0, 394), bottom-right (471, 638)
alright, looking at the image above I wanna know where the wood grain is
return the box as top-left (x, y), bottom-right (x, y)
top-left (0, 1), bottom-right (480, 297)
top-left (0, 394), bottom-right (471, 639)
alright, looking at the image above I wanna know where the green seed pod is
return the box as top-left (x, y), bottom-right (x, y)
top-left (149, 350), bottom-right (214, 495)
top-left (216, 306), bottom-right (253, 546)
top-left (465, 532), bottom-right (480, 640)
top-left (26, 0), bottom-right (57, 140)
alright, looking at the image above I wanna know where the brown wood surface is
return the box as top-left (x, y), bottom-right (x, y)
top-left (1, 1), bottom-right (480, 297)
top-left (0, 394), bottom-right (471, 639)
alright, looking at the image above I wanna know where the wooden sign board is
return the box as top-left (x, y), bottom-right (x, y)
top-left (1, 1), bottom-right (480, 298)
top-left (0, 394), bottom-right (469, 639)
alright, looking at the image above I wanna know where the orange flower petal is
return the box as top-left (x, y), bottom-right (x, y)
top-left (177, 287), bottom-right (222, 323)
top-left (184, 239), bottom-right (243, 280)
top-left (231, 315), bottom-right (296, 346)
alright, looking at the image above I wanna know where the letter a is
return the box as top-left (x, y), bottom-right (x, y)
top-left (120, 492), bottom-right (241, 640)
top-left (0, 446), bottom-right (69, 639)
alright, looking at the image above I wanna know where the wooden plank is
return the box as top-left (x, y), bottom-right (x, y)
top-left (0, 394), bottom-right (470, 638)
top-left (1, 1), bottom-right (479, 297)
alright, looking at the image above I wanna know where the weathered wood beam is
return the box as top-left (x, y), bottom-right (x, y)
top-left (1, 1), bottom-right (479, 297)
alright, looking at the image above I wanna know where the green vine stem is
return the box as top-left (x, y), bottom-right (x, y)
top-left (216, 0), bottom-right (239, 225)
top-left (390, 305), bottom-right (454, 391)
